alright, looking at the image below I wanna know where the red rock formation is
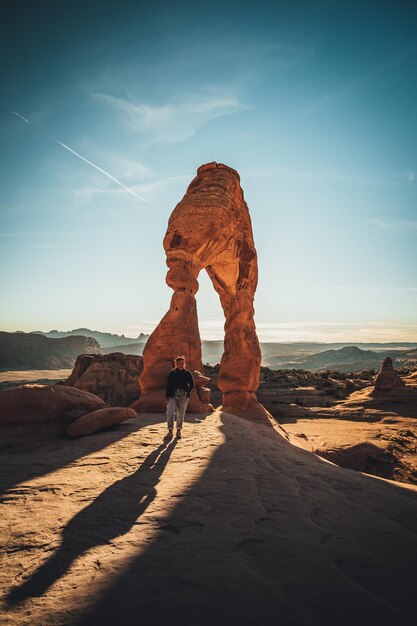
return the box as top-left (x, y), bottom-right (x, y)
top-left (374, 357), bottom-right (406, 392)
top-left (64, 353), bottom-right (142, 406)
top-left (0, 385), bottom-right (105, 425)
top-left (136, 162), bottom-right (269, 421)
top-left (67, 407), bottom-right (137, 438)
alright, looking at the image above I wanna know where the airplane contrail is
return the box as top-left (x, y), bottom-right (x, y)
top-left (12, 110), bottom-right (31, 124)
top-left (11, 110), bottom-right (146, 202)
top-left (52, 139), bottom-right (146, 201)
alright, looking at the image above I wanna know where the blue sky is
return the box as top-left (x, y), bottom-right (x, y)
top-left (1, 0), bottom-right (416, 341)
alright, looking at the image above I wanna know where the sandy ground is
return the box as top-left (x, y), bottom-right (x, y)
top-left (0, 371), bottom-right (72, 392)
top-left (0, 371), bottom-right (72, 383)
top-left (1, 410), bottom-right (417, 626)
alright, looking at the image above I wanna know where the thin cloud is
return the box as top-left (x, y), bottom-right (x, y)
top-left (369, 218), bottom-right (417, 232)
top-left (102, 154), bottom-right (155, 181)
top-left (75, 175), bottom-right (188, 203)
top-left (54, 140), bottom-right (146, 202)
top-left (96, 92), bottom-right (248, 143)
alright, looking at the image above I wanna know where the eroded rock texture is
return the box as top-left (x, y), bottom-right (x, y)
top-left (64, 353), bottom-right (142, 406)
top-left (136, 162), bottom-right (268, 419)
top-left (67, 407), bottom-right (137, 438)
top-left (0, 385), bottom-right (105, 425)
top-left (374, 357), bottom-right (406, 393)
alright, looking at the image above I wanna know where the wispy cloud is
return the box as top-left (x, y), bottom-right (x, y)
top-left (11, 110), bottom-right (146, 202)
top-left (96, 91), bottom-right (248, 143)
top-left (53, 139), bottom-right (146, 201)
top-left (102, 154), bottom-right (155, 181)
top-left (74, 175), bottom-right (188, 203)
top-left (369, 218), bottom-right (417, 233)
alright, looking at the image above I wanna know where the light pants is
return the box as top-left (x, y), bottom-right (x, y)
top-left (166, 390), bottom-right (189, 430)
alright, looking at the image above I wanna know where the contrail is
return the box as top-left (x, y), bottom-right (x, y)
top-left (52, 139), bottom-right (146, 201)
top-left (11, 110), bottom-right (146, 202)
top-left (12, 110), bottom-right (31, 124)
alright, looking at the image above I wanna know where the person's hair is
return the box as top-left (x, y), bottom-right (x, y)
top-left (175, 356), bottom-right (185, 362)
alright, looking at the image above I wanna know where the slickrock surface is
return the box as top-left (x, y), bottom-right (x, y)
top-left (137, 162), bottom-right (266, 419)
top-left (0, 385), bottom-right (105, 425)
top-left (63, 353), bottom-right (143, 407)
top-left (1, 410), bottom-right (417, 625)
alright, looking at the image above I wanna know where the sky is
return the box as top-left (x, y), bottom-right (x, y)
top-left (0, 0), bottom-right (416, 342)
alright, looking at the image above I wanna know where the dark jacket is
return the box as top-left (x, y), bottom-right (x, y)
top-left (165, 368), bottom-right (194, 398)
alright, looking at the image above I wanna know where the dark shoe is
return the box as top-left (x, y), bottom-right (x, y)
top-left (176, 430), bottom-right (182, 439)
top-left (164, 430), bottom-right (173, 440)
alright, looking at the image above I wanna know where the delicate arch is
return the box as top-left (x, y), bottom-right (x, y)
top-left (134, 163), bottom-right (269, 421)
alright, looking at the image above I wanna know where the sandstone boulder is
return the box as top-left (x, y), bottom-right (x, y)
top-left (0, 384), bottom-right (106, 425)
top-left (64, 353), bottom-right (142, 406)
top-left (193, 370), bottom-right (211, 387)
top-left (66, 407), bottom-right (137, 438)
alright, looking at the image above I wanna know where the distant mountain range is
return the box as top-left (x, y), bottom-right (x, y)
top-left (29, 328), bottom-right (149, 349)
top-left (2, 329), bottom-right (417, 372)
top-left (0, 332), bottom-right (100, 370)
top-left (202, 340), bottom-right (417, 371)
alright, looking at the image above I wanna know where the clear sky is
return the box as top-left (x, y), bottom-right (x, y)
top-left (1, 0), bottom-right (416, 342)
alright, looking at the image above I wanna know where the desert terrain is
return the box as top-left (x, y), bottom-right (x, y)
top-left (1, 409), bottom-right (417, 626)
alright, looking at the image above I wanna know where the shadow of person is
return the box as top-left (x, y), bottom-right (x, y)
top-left (0, 416), bottom-right (161, 498)
top-left (73, 411), bottom-right (417, 626)
top-left (7, 439), bottom-right (177, 606)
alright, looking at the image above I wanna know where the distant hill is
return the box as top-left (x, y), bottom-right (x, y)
top-left (31, 328), bottom-right (149, 349)
top-left (292, 345), bottom-right (384, 372)
top-left (3, 328), bottom-right (417, 371)
top-left (0, 332), bottom-right (100, 370)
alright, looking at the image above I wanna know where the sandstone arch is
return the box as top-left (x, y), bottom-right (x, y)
top-left (135, 162), bottom-right (269, 420)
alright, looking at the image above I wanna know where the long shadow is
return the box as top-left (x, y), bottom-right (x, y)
top-left (0, 415), bottom-right (165, 498)
top-left (7, 439), bottom-right (177, 606)
top-left (71, 412), bottom-right (417, 626)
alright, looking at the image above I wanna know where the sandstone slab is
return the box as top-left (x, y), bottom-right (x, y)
top-left (66, 407), bottom-right (137, 438)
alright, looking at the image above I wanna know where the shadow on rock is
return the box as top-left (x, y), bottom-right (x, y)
top-left (7, 439), bottom-right (177, 606)
top-left (73, 412), bottom-right (417, 626)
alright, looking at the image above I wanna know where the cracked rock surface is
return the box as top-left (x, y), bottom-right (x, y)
top-left (1, 410), bottom-right (417, 625)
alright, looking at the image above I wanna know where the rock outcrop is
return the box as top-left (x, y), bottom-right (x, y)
top-left (64, 353), bottom-right (142, 406)
top-left (0, 384), bottom-right (106, 425)
top-left (374, 357), bottom-right (406, 392)
top-left (67, 407), bottom-right (137, 438)
top-left (136, 162), bottom-right (268, 420)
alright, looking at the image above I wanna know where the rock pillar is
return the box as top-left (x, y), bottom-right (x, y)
top-left (135, 162), bottom-right (269, 420)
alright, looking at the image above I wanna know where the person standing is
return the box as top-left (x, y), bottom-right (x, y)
top-left (165, 356), bottom-right (194, 439)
